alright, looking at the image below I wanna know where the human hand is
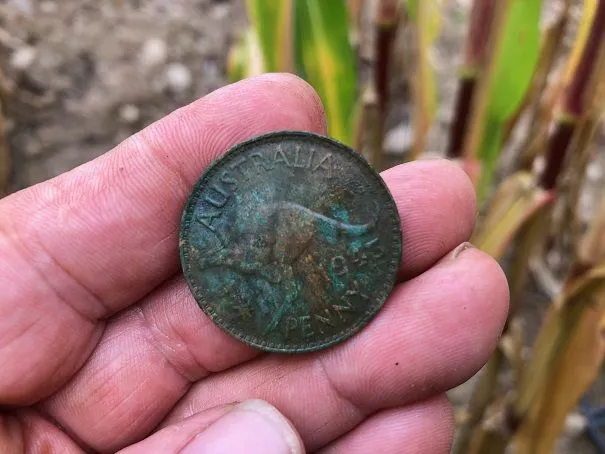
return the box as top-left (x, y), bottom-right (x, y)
top-left (0, 74), bottom-right (508, 453)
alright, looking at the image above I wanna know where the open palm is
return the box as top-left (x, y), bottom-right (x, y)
top-left (0, 74), bottom-right (508, 453)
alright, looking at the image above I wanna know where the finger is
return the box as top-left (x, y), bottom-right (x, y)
top-left (318, 396), bottom-right (453, 454)
top-left (40, 160), bottom-right (476, 451)
top-left (0, 409), bottom-right (83, 453)
top-left (44, 246), bottom-right (507, 452)
top-left (161, 248), bottom-right (508, 452)
top-left (42, 276), bottom-right (261, 453)
top-left (0, 74), bottom-right (326, 405)
top-left (118, 400), bottom-right (304, 454)
top-left (380, 160), bottom-right (476, 279)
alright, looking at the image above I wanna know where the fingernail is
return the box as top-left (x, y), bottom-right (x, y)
top-left (180, 399), bottom-right (304, 454)
top-left (450, 242), bottom-right (475, 260)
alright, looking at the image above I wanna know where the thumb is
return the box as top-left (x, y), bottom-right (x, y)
top-left (118, 399), bottom-right (305, 454)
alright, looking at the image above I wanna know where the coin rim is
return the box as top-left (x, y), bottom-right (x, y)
top-left (179, 130), bottom-right (402, 353)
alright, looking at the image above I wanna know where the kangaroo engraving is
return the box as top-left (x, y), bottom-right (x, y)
top-left (199, 200), bottom-right (378, 271)
top-left (197, 199), bottom-right (380, 333)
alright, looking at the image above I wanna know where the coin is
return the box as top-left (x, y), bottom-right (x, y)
top-left (179, 131), bottom-right (402, 353)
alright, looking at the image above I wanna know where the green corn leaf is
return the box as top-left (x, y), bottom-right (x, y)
top-left (486, 0), bottom-right (542, 125)
top-left (477, 0), bottom-right (542, 198)
top-left (226, 29), bottom-right (264, 81)
top-left (246, 0), bottom-right (293, 73)
top-left (294, 0), bottom-right (358, 145)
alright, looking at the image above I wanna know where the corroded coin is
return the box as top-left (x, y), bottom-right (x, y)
top-left (179, 131), bottom-right (402, 353)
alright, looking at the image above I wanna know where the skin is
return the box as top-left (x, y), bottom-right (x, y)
top-left (0, 74), bottom-right (509, 453)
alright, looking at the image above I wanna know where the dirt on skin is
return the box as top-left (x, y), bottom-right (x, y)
top-left (0, 1), bottom-right (603, 453)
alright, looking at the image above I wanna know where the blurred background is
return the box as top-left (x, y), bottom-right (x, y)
top-left (0, 0), bottom-right (247, 189)
top-left (2, 1), bottom-right (605, 453)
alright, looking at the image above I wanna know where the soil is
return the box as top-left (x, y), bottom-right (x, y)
top-left (1, 0), bottom-right (247, 191)
top-left (0, 0), bottom-right (603, 453)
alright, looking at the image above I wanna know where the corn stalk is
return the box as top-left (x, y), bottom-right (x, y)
top-left (517, 0), bottom-right (597, 171)
top-left (460, 5), bottom-right (605, 452)
top-left (539, 0), bottom-right (605, 191)
top-left (369, 0), bottom-right (400, 169)
top-left (461, 0), bottom-right (542, 203)
top-left (453, 172), bottom-right (553, 454)
top-left (357, 83), bottom-right (383, 170)
top-left (405, 0), bottom-right (440, 160)
top-left (446, 0), bottom-right (495, 159)
top-left (512, 266), bottom-right (605, 454)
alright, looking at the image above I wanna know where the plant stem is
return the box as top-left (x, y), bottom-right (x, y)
top-left (361, 84), bottom-right (383, 170)
top-left (410, 0), bottom-right (432, 160)
top-left (347, 0), bottom-right (364, 47)
top-left (571, 194), bottom-right (605, 285)
top-left (352, 89), bottom-right (367, 155)
top-left (548, 114), bottom-right (599, 267)
top-left (513, 275), bottom-right (605, 454)
top-left (446, 75), bottom-right (475, 158)
top-left (375, 0), bottom-right (399, 118)
top-left (469, 421), bottom-right (509, 454)
top-left (538, 120), bottom-right (575, 190)
top-left (514, 11), bottom-right (569, 147)
top-left (539, 0), bottom-right (605, 189)
top-left (565, 3), bottom-right (605, 117)
top-left (461, 0), bottom-right (511, 163)
top-left (452, 350), bottom-right (504, 454)
top-left (445, 0), bottom-right (495, 158)
top-left (279, 0), bottom-right (294, 73)
top-left (368, 0), bottom-right (399, 164)
top-left (457, 202), bottom-right (552, 454)
top-left (464, 0), bottom-right (497, 67)
top-left (509, 204), bottom-right (553, 315)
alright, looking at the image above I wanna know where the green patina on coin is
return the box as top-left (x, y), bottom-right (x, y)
top-left (179, 131), bottom-right (402, 353)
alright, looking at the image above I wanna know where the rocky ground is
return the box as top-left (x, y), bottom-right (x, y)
top-left (1, 0), bottom-right (246, 190)
top-left (1, 0), bottom-right (603, 453)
